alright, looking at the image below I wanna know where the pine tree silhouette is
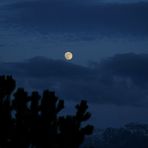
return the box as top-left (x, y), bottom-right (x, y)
top-left (0, 75), bottom-right (93, 148)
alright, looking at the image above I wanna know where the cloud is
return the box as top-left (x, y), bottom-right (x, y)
top-left (0, 0), bottom-right (148, 38)
top-left (101, 0), bottom-right (148, 3)
top-left (1, 53), bottom-right (148, 106)
top-left (0, 44), bottom-right (5, 47)
top-left (99, 53), bottom-right (148, 86)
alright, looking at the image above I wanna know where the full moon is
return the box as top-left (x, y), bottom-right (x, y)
top-left (64, 51), bottom-right (73, 60)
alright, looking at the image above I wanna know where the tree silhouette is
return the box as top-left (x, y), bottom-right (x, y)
top-left (0, 76), bottom-right (16, 148)
top-left (0, 75), bottom-right (93, 148)
top-left (58, 100), bottom-right (93, 148)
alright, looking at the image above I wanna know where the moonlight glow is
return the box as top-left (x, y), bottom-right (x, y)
top-left (64, 52), bottom-right (73, 60)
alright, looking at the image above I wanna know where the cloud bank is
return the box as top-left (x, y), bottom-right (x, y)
top-left (1, 53), bottom-right (148, 106)
top-left (0, 0), bottom-right (148, 38)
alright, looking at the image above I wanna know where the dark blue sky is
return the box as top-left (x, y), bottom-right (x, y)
top-left (0, 0), bottom-right (148, 64)
top-left (0, 0), bottom-right (148, 128)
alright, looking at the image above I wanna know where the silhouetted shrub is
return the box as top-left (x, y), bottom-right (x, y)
top-left (0, 75), bottom-right (93, 148)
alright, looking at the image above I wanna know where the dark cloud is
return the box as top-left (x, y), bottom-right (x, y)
top-left (99, 53), bottom-right (148, 86)
top-left (0, 44), bottom-right (5, 47)
top-left (1, 1), bottom-right (148, 37)
top-left (1, 53), bottom-right (148, 106)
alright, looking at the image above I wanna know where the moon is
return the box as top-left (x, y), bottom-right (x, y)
top-left (64, 51), bottom-right (73, 60)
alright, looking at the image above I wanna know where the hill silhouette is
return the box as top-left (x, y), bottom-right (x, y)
top-left (0, 75), bottom-right (93, 148)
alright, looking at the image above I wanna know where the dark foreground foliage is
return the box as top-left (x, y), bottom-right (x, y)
top-left (0, 75), bottom-right (93, 148)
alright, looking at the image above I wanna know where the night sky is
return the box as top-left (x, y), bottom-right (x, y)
top-left (0, 0), bottom-right (148, 128)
